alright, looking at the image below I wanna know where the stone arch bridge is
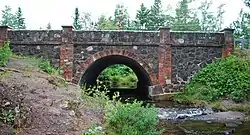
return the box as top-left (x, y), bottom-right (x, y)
top-left (0, 26), bottom-right (234, 99)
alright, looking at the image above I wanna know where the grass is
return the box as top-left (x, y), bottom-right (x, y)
top-left (12, 54), bottom-right (61, 75)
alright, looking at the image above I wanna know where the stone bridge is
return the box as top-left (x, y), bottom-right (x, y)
top-left (0, 26), bottom-right (234, 99)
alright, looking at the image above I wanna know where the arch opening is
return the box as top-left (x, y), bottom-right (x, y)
top-left (98, 64), bottom-right (138, 89)
top-left (80, 55), bottom-right (152, 100)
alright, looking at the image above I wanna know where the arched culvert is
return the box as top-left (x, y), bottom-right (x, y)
top-left (80, 55), bottom-right (152, 100)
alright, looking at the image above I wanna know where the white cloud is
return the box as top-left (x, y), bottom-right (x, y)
top-left (0, 0), bottom-right (245, 29)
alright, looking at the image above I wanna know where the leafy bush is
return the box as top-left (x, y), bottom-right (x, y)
top-left (104, 100), bottom-right (162, 135)
top-left (82, 82), bottom-right (162, 135)
top-left (38, 58), bottom-right (57, 75)
top-left (177, 51), bottom-right (250, 102)
top-left (83, 124), bottom-right (103, 135)
top-left (0, 41), bottom-right (12, 67)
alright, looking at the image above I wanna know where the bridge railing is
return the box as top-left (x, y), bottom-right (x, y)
top-left (234, 39), bottom-right (250, 50)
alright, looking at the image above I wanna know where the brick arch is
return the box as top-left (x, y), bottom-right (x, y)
top-left (73, 49), bottom-right (158, 85)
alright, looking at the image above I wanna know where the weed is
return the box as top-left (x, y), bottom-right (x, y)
top-left (83, 124), bottom-right (103, 135)
top-left (38, 58), bottom-right (57, 75)
top-left (81, 82), bottom-right (162, 135)
top-left (0, 109), bottom-right (15, 124)
top-left (0, 41), bottom-right (12, 67)
top-left (23, 71), bottom-right (31, 77)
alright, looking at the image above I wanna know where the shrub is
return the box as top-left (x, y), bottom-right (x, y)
top-left (0, 41), bottom-right (12, 67)
top-left (104, 100), bottom-right (162, 135)
top-left (178, 51), bottom-right (250, 102)
top-left (38, 58), bottom-right (57, 75)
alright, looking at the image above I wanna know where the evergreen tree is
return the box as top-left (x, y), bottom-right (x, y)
top-left (173, 0), bottom-right (200, 31)
top-left (73, 7), bottom-right (82, 30)
top-left (15, 7), bottom-right (26, 29)
top-left (46, 22), bottom-right (51, 30)
top-left (0, 5), bottom-right (15, 27)
top-left (114, 4), bottom-right (129, 29)
top-left (135, 3), bottom-right (150, 29)
top-left (147, 0), bottom-right (166, 30)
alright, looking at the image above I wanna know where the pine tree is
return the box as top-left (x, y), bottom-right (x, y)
top-left (173, 0), bottom-right (200, 31)
top-left (135, 3), bottom-right (150, 29)
top-left (114, 4), bottom-right (129, 29)
top-left (0, 5), bottom-right (15, 27)
top-left (15, 7), bottom-right (26, 29)
top-left (46, 22), bottom-right (51, 30)
top-left (147, 0), bottom-right (166, 30)
top-left (73, 7), bottom-right (82, 30)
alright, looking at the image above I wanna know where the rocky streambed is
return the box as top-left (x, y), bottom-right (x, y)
top-left (156, 106), bottom-right (249, 135)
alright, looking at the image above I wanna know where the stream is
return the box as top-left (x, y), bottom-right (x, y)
top-left (151, 101), bottom-right (250, 135)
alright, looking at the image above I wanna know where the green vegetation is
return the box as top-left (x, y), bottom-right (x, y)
top-left (0, 41), bottom-right (12, 67)
top-left (98, 64), bottom-right (138, 89)
top-left (82, 82), bottom-right (161, 135)
top-left (38, 58), bottom-right (57, 75)
top-left (1, 6), bottom-right (26, 29)
top-left (174, 50), bottom-right (250, 103)
top-left (104, 101), bottom-right (162, 135)
top-left (0, 109), bottom-right (15, 124)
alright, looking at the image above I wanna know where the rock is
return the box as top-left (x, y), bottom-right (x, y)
top-left (225, 123), bottom-right (238, 128)
top-left (69, 110), bottom-right (75, 116)
top-left (206, 121), bottom-right (212, 124)
top-left (60, 101), bottom-right (69, 110)
top-left (48, 108), bottom-right (61, 116)
top-left (176, 114), bottom-right (188, 119)
top-left (196, 111), bottom-right (245, 123)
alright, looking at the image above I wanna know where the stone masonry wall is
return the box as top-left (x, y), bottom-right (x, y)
top-left (170, 32), bottom-right (224, 84)
top-left (0, 25), bottom-right (234, 96)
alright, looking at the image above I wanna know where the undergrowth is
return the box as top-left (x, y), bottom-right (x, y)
top-left (0, 41), bottom-right (12, 67)
top-left (174, 50), bottom-right (250, 103)
top-left (81, 81), bottom-right (162, 135)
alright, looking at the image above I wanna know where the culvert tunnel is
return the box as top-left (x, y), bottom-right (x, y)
top-left (79, 55), bottom-right (152, 100)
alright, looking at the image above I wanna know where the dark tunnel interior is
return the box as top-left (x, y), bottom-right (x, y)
top-left (80, 55), bottom-right (152, 100)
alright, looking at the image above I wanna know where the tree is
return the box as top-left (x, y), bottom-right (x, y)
top-left (198, 0), bottom-right (217, 31)
top-left (15, 7), bottom-right (26, 29)
top-left (214, 4), bottom-right (225, 31)
top-left (114, 4), bottom-right (129, 29)
top-left (97, 15), bottom-right (117, 30)
top-left (230, 0), bottom-right (250, 49)
top-left (73, 7), bottom-right (82, 30)
top-left (0, 5), bottom-right (15, 27)
top-left (135, 3), bottom-right (150, 29)
top-left (172, 0), bottom-right (200, 31)
top-left (231, 9), bottom-right (250, 39)
top-left (80, 12), bottom-right (94, 30)
top-left (46, 22), bottom-right (51, 30)
top-left (147, 0), bottom-right (166, 30)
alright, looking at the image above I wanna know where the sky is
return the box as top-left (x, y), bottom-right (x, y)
top-left (0, 0), bottom-right (246, 30)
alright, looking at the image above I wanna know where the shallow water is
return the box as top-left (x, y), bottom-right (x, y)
top-left (152, 101), bottom-right (250, 135)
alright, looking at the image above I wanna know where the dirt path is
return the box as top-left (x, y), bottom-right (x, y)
top-left (0, 58), bottom-right (102, 135)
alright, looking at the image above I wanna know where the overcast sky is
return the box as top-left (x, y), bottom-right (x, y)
top-left (0, 0), bottom-right (246, 30)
